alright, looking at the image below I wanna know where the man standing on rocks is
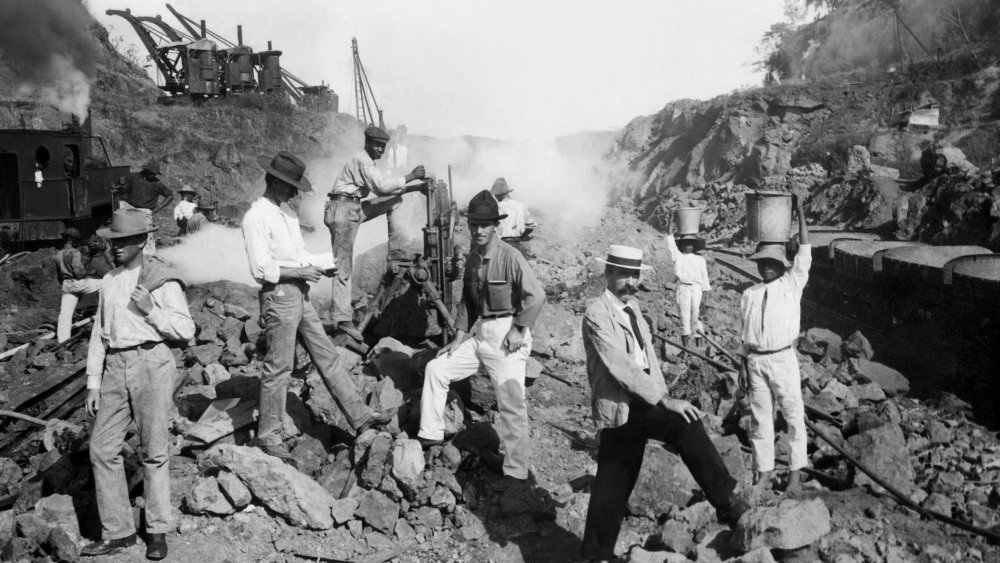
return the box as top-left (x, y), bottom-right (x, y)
top-left (417, 190), bottom-right (545, 481)
top-left (242, 152), bottom-right (392, 463)
top-left (491, 177), bottom-right (537, 253)
top-left (580, 244), bottom-right (748, 562)
top-left (325, 125), bottom-right (428, 341)
top-left (739, 186), bottom-right (811, 497)
top-left (82, 207), bottom-right (195, 560)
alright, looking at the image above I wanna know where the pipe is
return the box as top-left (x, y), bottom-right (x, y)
top-left (237, 25), bottom-right (243, 46)
top-left (200, 19), bottom-right (206, 38)
top-left (696, 328), bottom-right (740, 366)
top-left (651, 332), bottom-right (737, 373)
top-left (0, 410), bottom-right (47, 427)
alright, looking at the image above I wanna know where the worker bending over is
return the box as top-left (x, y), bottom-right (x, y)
top-left (739, 186), bottom-right (811, 497)
top-left (325, 125), bottom-right (427, 341)
top-left (417, 190), bottom-right (544, 481)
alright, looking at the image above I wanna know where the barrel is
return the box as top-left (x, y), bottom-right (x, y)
top-left (745, 191), bottom-right (792, 243)
top-left (674, 207), bottom-right (702, 235)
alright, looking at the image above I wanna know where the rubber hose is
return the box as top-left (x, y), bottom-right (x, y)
top-left (0, 410), bottom-right (47, 427)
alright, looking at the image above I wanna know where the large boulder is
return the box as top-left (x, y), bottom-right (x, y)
top-left (531, 304), bottom-right (585, 363)
top-left (797, 328), bottom-right (842, 363)
top-left (850, 359), bottom-right (909, 397)
top-left (184, 476), bottom-right (235, 516)
top-left (199, 444), bottom-right (337, 529)
top-left (627, 444), bottom-right (699, 518)
top-left (846, 423), bottom-right (915, 494)
top-left (731, 498), bottom-right (831, 551)
top-left (354, 489), bottom-right (399, 534)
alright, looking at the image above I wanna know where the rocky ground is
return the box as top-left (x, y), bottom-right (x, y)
top-left (1, 204), bottom-right (999, 563)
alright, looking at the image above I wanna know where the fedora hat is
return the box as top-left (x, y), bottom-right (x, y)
top-left (364, 125), bottom-right (391, 143)
top-left (748, 243), bottom-right (791, 268)
top-left (596, 245), bottom-right (653, 271)
top-left (466, 190), bottom-right (508, 222)
top-left (97, 207), bottom-right (160, 239)
top-left (257, 151), bottom-right (312, 192)
top-left (177, 184), bottom-right (198, 196)
top-left (490, 177), bottom-right (512, 196)
top-left (142, 158), bottom-right (161, 175)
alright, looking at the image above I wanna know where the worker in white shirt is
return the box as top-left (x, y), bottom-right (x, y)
top-left (83, 207), bottom-right (195, 560)
top-left (324, 126), bottom-right (427, 341)
top-left (173, 185), bottom-right (198, 235)
top-left (243, 152), bottom-right (392, 463)
top-left (664, 214), bottom-right (711, 351)
top-left (738, 186), bottom-right (811, 498)
top-left (491, 177), bottom-right (537, 242)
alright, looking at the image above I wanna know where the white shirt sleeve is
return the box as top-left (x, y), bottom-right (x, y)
top-left (86, 290), bottom-right (107, 389)
top-left (665, 234), bottom-right (680, 262)
top-left (145, 281), bottom-right (196, 341)
top-left (242, 212), bottom-right (281, 285)
top-left (789, 244), bottom-right (812, 291)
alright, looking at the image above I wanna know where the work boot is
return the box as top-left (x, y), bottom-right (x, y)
top-left (337, 322), bottom-right (364, 342)
top-left (248, 438), bottom-right (296, 464)
top-left (145, 533), bottom-right (168, 560)
top-left (478, 447), bottom-right (505, 476)
top-left (81, 533), bottom-right (137, 557)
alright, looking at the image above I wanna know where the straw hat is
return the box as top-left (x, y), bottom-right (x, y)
top-left (595, 245), bottom-right (653, 271)
top-left (748, 243), bottom-right (790, 267)
top-left (491, 177), bottom-right (512, 196)
top-left (177, 185), bottom-right (197, 195)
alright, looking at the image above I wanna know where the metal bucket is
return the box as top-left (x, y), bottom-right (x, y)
top-left (674, 207), bottom-right (702, 235)
top-left (745, 191), bottom-right (792, 243)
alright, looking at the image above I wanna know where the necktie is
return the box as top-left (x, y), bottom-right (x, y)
top-left (625, 305), bottom-right (645, 352)
top-left (761, 288), bottom-right (768, 334)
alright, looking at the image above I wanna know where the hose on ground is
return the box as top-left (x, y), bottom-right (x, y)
top-left (0, 410), bottom-right (47, 426)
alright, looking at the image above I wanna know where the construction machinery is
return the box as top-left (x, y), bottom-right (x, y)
top-left (352, 38), bottom-right (384, 128)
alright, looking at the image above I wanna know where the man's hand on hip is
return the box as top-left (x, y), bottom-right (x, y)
top-left (660, 397), bottom-right (703, 423)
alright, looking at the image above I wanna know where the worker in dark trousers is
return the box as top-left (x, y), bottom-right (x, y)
top-left (325, 126), bottom-right (427, 341)
top-left (580, 244), bottom-right (749, 562)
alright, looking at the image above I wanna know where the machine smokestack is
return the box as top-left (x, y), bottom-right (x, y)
top-left (268, 40), bottom-right (273, 51)
top-left (237, 25), bottom-right (243, 46)
top-left (201, 19), bottom-right (206, 38)
top-left (0, 0), bottom-right (98, 118)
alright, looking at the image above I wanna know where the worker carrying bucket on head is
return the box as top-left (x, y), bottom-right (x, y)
top-left (739, 185), bottom-right (811, 499)
top-left (665, 206), bottom-right (711, 352)
top-left (324, 125), bottom-right (429, 342)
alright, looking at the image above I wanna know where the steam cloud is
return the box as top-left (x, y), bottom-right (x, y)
top-left (0, 0), bottom-right (98, 117)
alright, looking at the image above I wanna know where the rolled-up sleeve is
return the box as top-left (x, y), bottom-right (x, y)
top-left (242, 213), bottom-right (280, 284)
top-left (86, 294), bottom-right (106, 389)
top-left (358, 160), bottom-right (406, 196)
top-left (145, 281), bottom-right (195, 341)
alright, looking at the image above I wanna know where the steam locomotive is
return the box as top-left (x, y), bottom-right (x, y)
top-left (0, 112), bottom-right (125, 245)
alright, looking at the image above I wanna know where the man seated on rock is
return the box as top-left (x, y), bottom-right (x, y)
top-left (739, 185), bottom-right (811, 498)
top-left (82, 207), bottom-right (195, 560)
top-left (580, 244), bottom-right (749, 562)
top-left (417, 190), bottom-right (545, 481)
top-left (242, 151), bottom-right (393, 463)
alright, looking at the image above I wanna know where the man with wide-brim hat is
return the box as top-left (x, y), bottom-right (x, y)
top-left (173, 185), bottom-right (199, 235)
top-left (417, 189), bottom-right (545, 482)
top-left (579, 244), bottom-right (749, 562)
top-left (324, 125), bottom-right (429, 341)
top-left (664, 212), bottom-right (712, 352)
top-left (491, 177), bottom-right (537, 246)
top-left (54, 227), bottom-right (101, 343)
top-left (242, 151), bottom-right (393, 463)
top-left (83, 206), bottom-right (194, 560)
top-left (120, 157), bottom-right (174, 215)
top-left (738, 185), bottom-right (811, 500)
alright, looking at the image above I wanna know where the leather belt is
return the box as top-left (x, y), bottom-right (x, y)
top-left (260, 279), bottom-right (306, 293)
top-left (328, 193), bottom-right (361, 203)
top-left (110, 341), bottom-right (160, 354)
top-left (501, 237), bottom-right (522, 242)
top-left (479, 313), bottom-right (513, 320)
top-left (748, 344), bottom-right (792, 356)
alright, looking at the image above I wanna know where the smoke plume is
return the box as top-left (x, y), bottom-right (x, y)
top-left (0, 0), bottom-right (98, 117)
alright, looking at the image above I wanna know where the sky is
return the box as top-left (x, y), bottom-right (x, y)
top-left (87, 0), bottom-right (786, 141)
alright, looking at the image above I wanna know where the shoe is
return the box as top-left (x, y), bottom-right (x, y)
top-left (716, 490), bottom-right (752, 526)
top-left (355, 408), bottom-right (396, 435)
top-left (81, 533), bottom-right (137, 557)
top-left (249, 439), bottom-right (296, 463)
top-left (337, 322), bottom-right (364, 342)
top-left (478, 447), bottom-right (505, 475)
top-left (145, 533), bottom-right (168, 560)
top-left (415, 436), bottom-right (444, 449)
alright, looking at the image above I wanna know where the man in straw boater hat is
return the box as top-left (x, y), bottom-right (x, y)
top-left (242, 152), bottom-right (393, 462)
top-left (580, 244), bottom-right (749, 562)
top-left (325, 125), bottom-right (428, 341)
top-left (739, 185), bottom-right (811, 498)
top-left (664, 209), bottom-right (711, 353)
top-left (82, 207), bottom-right (195, 560)
top-left (54, 227), bottom-right (102, 343)
top-left (417, 189), bottom-right (545, 481)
